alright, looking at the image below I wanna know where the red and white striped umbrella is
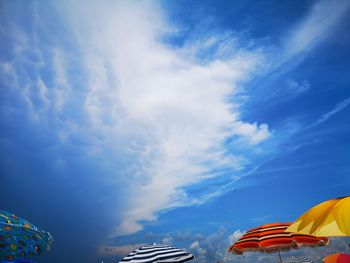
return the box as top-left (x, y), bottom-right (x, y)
top-left (228, 222), bottom-right (328, 263)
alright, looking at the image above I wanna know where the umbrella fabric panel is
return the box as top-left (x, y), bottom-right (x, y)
top-left (287, 196), bottom-right (350, 236)
top-left (0, 212), bottom-right (37, 231)
top-left (228, 222), bottom-right (329, 254)
top-left (120, 247), bottom-right (186, 261)
top-left (119, 245), bottom-right (194, 263)
top-left (156, 254), bottom-right (194, 262)
top-left (323, 253), bottom-right (350, 263)
top-left (0, 210), bottom-right (53, 261)
top-left (283, 256), bottom-right (313, 263)
top-left (122, 245), bottom-right (180, 258)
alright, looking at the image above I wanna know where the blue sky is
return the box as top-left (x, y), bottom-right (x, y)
top-left (1, 0), bottom-right (350, 262)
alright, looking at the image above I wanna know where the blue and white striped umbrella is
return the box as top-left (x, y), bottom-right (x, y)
top-left (282, 256), bottom-right (313, 263)
top-left (119, 244), bottom-right (194, 263)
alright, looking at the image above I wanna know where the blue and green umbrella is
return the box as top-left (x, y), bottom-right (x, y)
top-left (0, 210), bottom-right (53, 261)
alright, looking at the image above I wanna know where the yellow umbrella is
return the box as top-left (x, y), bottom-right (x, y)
top-left (286, 196), bottom-right (350, 236)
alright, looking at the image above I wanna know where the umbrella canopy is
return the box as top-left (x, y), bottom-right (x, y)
top-left (323, 253), bottom-right (350, 263)
top-left (119, 244), bottom-right (194, 263)
top-left (283, 256), bottom-right (314, 263)
top-left (228, 222), bottom-right (328, 254)
top-left (286, 196), bottom-right (350, 236)
top-left (0, 210), bottom-right (53, 261)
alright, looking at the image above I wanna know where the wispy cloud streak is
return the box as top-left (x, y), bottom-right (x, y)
top-left (308, 96), bottom-right (350, 128)
top-left (284, 0), bottom-right (350, 58)
top-left (265, 0), bottom-right (350, 78)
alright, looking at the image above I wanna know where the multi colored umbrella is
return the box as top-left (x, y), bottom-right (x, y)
top-left (228, 222), bottom-right (328, 263)
top-left (286, 196), bottom-right (350, 236)
top-left (323, 253), bottom-right (350, 263)
top-left (0, 210), bottom-right (53, 261)
top-left (119, 244), bottom-right (194, 263)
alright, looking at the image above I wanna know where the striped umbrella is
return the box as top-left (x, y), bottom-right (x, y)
top-left (228, 222), bottom-right (328, 263)
top-left (119, 244), bottom-right (194, 263)
top-left (283, 256), bottom-right (314, 263)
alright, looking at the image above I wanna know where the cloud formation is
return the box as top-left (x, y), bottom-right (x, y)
top-left (0, 0), bottom-right (273, 236)
top-left (2, 0), bottom-right (348, 242)
top-left (50, 0), bottom-right (272, 236)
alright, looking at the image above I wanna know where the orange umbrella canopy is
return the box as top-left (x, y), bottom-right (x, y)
top-left (323, 253), bottom-right (350, 263)
top-left (228, 222), bottom-right (329, 255)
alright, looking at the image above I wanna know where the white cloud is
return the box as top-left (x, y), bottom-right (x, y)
top-left (233, 122), bottom-right (271, 145)
top-left (22, 84), bottom-right (39, 121)
top-left (54, 1), bottom-right (271, 236)
top-left (98, 243), bottom-right (146, 257)
top-left (228, 230), bottom-right (244, 245)
top-left (18, 76), bottom-right (52, 122)
top-left (160, 235), bottom-right (173, 245)
top-left (190, 241), bottom-right (207, 262)
top-left (284, 0), bottom-right (350, 57)
top-left (52, 48), bottom-right (70, 112)
top-left (37, 77), bottom-right (50, 111)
